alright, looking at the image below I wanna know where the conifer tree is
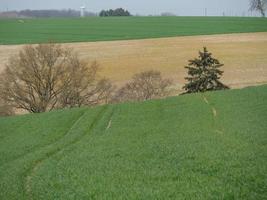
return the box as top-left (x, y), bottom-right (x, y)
top-left (183, 47), bottom-right (229, 94)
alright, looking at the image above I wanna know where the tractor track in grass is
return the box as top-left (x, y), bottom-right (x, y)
top-left (0, 110), bottom-right (88, 169)
top-left (24, 106), bottom-right (109, 200)
top-left (202, 94), bottom-right (223, 134)
top-left (105, 107), bottom-right (116, 132)
top-left (202, 95), bottom-right (217, 118)
top-left (44, 106), bottom-right (115, 170)
top-left (106, 119), bottom-right (112, 130)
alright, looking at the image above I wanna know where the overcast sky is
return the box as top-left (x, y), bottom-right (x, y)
top-left (0, 0), bottom-right (256, 16)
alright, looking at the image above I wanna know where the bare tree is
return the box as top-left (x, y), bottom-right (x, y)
top-left (58, 59), bottom-right (114, 108)
top-left (113, 70), bottom-right (172, 103)
top-left (0, 98), bottom-right (14, 117)
top-left (250, 0), bottom-right (267, 17)
top-left (0, 43), bottom-right (113, 113)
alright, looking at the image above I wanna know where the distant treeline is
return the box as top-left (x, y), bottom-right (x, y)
top-left (0, 9), bottom-right (97, 18)
top-left (99, 8), bottom-right (131, 17)
top-left (0, 9), bottom-right (176, 18)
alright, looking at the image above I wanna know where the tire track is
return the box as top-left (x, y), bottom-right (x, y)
top-left (202, 95), bottom-right (217, 118)
top-left (0, 110), bottom-right (87, 168)
top-left (24, 106), bottom-right (108, 200)
top-left (105, 107), bottom-right (115, 131)
top-left (202, 94), bottom-right (223, 134)
top-left (106, 119), bottom-right (112, 130)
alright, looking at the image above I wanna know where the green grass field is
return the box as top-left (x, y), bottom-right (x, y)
top-left (1, 17), bottom-right (267, 44)
top-left (0, 85), bottom-right (266, 199)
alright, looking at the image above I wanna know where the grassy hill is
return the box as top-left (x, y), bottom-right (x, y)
top-left (0, 17), bottom-right (267, 45)
top-left (0, 85), bottom-right (266, 199)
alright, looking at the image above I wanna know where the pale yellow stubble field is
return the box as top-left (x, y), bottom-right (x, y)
top-left (1, 32), bottom-right (267, 93)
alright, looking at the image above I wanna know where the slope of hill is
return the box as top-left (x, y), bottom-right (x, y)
top-left (0, 85), bottom-right (267, 199)
top-left (0, 17), bottom-right (267, 45)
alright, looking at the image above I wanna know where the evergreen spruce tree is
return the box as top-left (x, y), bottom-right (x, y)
top-left (183, 47), bottom-right (229, 94)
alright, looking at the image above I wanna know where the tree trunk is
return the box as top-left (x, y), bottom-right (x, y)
top-left (260, 9), bottom-right (265, 17)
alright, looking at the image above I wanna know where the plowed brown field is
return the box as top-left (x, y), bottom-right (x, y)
top-left (1, 32), bottom-right (267, 93)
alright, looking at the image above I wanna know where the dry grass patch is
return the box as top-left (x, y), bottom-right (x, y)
top-left (1, 32), bottom-right (267, 93)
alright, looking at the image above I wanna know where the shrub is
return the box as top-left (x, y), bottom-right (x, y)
top-left (113, 70), bottom-right (172, 103)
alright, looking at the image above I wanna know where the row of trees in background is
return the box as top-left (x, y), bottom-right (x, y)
top-left (0, 8), bottom-right (131, 18)
top-left (0, 9), bottom-right (97, 18)
top-left (99, 8), bottom-right (131, 17)
top-left (21, 9), bottom-right (97, 17)
top-left (0, 44), bottom-right (228, 116)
